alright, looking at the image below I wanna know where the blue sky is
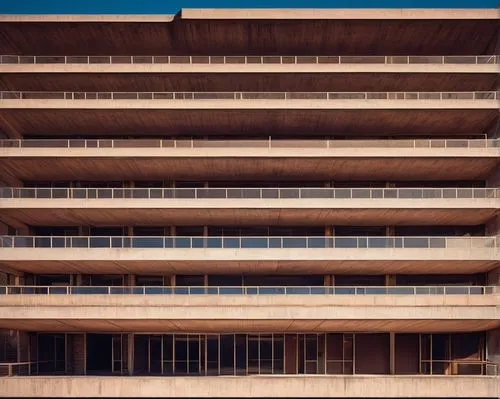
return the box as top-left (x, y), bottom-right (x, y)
top-left (0, 0), bottom-right (498, 14)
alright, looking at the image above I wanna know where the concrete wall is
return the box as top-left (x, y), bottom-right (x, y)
top-left (0, 375), bottom-right (498, 397)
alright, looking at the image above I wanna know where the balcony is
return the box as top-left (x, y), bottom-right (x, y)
top-left (0, 235), bottom-right (497, 275)
top-left (2, 54), bottom-right (497, 65)
top-left (1, 91), bottom-right (497, 110)
top-left (1, 55), bottom-right (496, 93)
top-left (0, 285), bottom-right (498, 332)
top-left (0, 139), bottom-right (497, 182)
top-left (0, 187), bottom-right (497, 226)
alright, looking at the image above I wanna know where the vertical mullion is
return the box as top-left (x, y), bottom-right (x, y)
top-left (353, 334), bottom-right (356, 375)
top-left (324, 333), bottom-right (327, 374)
top-left (147, 336), bottom-right (150, 373)
top-left (430, 334), bottom-right (433, 375)
top-left (204, 334), bottom-right (208, 376)
top-left (295, 334), bottom-right (298, 374)
top-left (64, 333), bottom-right (68, 375)
top-left (172, 334), bottom-right (176, 376)
top-left (161, 335), bottom-right (164, 375)
top-left (246, 334), bottom-right (249, 375)
top-left (186, 335), bottom-right (188, 374)
top-left (418, 334), bottom-right (422, 374)
top-left (271, 333), bottom-right (274, 374)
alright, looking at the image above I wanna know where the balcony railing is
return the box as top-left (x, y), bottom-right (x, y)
top-left (0, 360), bottom-right (497, 377)
top-left (1, 55), bottom-right (498, 65)
top-left (1, 91), bottom-right (498, 100)
top-left (0, 362), bottom-right (34, 377)
top-left (0, 285), bottom-right (495, 296)
top-left (1, 187), bottom-right (498, 200)
top-left (0, 235), bottom-right (496, 249)
top-left (0, 138), bottom-right (497, 149)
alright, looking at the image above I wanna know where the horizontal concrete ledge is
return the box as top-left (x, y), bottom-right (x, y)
top-left (2, 147), bottom-right (498, 158)
top-left (2, 64), bottom-right (498, 74)
top-left (0, 295), bottom-right (498, 321)
top-left (0, 15), bottom-right (177, 22)
top-left (1, 198), bottom-right (498, 210)
top-left (181, 8), bottom-right (500, 20)
top-left (1, 294), bottom-right (497, 308)
top-left (0, 248), bottom-right (495, 262)
top-left (1, 99), bottom-right (498, 110)
top-left (0, 305), bottom-right (497, 321)
top-left (1, 9), bottom-right (498, 22)
top-left (0, 375), bottom-right (498, 397)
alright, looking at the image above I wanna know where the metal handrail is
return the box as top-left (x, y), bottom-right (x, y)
top-left (0, 235), bottom-right (496, 249)
top-left (1, 91), bottom-right (498, 100)
top-left (0, 138), bottom-right (497, 149)
top-left (1, 187), bottom-right (498, 200)
top-left (1, 55), bottom-right (498, 65)
top-left (0, 285), bottom-right (496, 296)
top-left (0, 361), bottom-right (53, 377)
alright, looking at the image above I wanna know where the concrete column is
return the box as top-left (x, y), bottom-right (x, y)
top-left (486, 166), bottom-right (500, 187)
top-left (127, 333), bottom-right (134, 376)
top-left (487, 328), bottom-right (500, 370)
top-left (170, 275), bottom-right (176, 287)
top-left (127, 226), bottom-right (134, 236)
top-left (16, 331), bottom-right (29, 362)
top-left (385, 275), bottom-right (396, 286)
top-left (169, 226), bottom-right (176, 236)
top-left (16, 226), bottom-right (30, 235)
top-left (203, 274), bottom-right (208, 286)
top-left (75, 274), bottom-right (83, 286)
top-left (485, 216), bottom-right (500, 236)
top-left (389, 333), bottom-right (396, 374)
top-left (323, 275), bottom-right (331, 286)
top-left (0, 222), bottom-right (8, 235)
top-left (128, 275), bottom-right (136, 286)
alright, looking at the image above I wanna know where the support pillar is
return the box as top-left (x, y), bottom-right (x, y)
top-left (16, 331), bottom-right (29, 362)
top-left (128, 333), bottom-right (134, 376)
top-left (389, 333), bottom-right (396, 374)
top-left (385, 275), bottom-right (396, 286)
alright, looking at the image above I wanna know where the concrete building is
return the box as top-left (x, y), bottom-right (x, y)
top-left (0, 8), bottom-right (499, 398)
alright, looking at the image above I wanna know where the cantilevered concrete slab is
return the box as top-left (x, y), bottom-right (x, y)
top-left (0, 9), bottom-right (498, 55)
top-left (0, 197), bottom-right (497, 226)
top-left (0, 144), bottom-right (497, 182)
top-left (0, 72), bottom-right (496, 92)
top-left (0, 294), bottom-right (498, 333)
top-left (0, 109), bottom-right (496, 136)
